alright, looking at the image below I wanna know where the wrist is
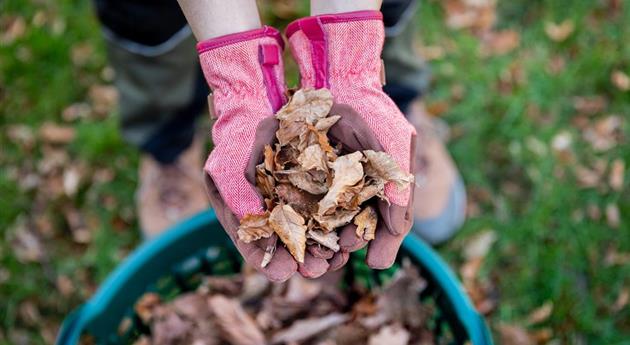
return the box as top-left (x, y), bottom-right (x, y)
top-left (310, 0), bottom-right (382, 15)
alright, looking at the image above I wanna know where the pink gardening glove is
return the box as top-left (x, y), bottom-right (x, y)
top-left (198, 27), bottom-right (329, 281)
top-left (287, 11), bottom-right (417, 269)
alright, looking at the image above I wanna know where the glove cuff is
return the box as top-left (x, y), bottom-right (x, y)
top-left (286, 11), bottom-right (385, 90)
top-left (197, 26), bottom-right (286, 115)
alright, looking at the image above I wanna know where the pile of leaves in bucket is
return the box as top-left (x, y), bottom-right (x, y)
top-left (238, 88), bottom-right (413, 265)
top-left (131, 260), bottom-right (436, 345)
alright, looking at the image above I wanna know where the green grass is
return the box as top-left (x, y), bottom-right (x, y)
top-left (1, 0), bottom-right (629, 344)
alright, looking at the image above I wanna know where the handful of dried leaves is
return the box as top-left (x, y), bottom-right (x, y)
top-left (238, 89), bottom-right (413, 265)
top-left (131, 260), bottom-right (435, 345)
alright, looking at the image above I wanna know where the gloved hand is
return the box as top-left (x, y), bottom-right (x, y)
top-left (198, 27), bottom-right (329, 281)
top-left (286, 11), bottom-right (417, 269)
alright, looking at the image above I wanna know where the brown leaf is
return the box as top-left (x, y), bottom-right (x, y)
top-left (263, 144), bottom-right (275, 172)
top-left (356, 179), bottom-right (387, 205)
top-left (271, 313), bottom-right (349, 344)
top-left (318, 152), bottom-right (364, 215)
top-left (307, 229), bottom-right (340, 252)
top-left (363, 150), bottom-right (413, 189)
top-left (573, 96), bottom-right (607, 115)
top-left (298, 144), bottom-right (328, 171)
top-left (354, 206), bottom-right (377, 241)
top-left (314, 115), bottom-right (341, 131)
top-left (269, 204), bottom-right (307, 263)
top-left (526, 301), bottom-right (553, 325)
top-left (368, 324), bottom-right (410, 345)
top-left (286, 170), bottom-right (329, 195)
top-left (497, 324), bottom-right (534, 345)
top-left (609, 159), bottom-right (625, 191)
top-left (260, 234), bottom-right (278, 268)
top-left (208, 295), bottom-right (265, 345)
top-left (152, 312), bottom-right (193, 345)
top-left (6, 124), bottom-right (35, 150)
top-left (62, 102), bottom-right (91, 121)
top-left (314, 209), bottom-right (361, 232)
top-left (0, 16), bottom-right (26, 44)
top-left (89, 84), bottom-right (118, 116)
top-left (39, 122), bottom-right (76, 144)
top-left (275, 88), bottom-right (333, 125)
top-left (256, 165), bottom-right (275, 198)
top-left (237, 212), bottom-right (274, 243)
top-left (605, 203), bottom-right (620, 228)
top-left (463, 229), bottom-right (497, 260)
top-left (582, 115), bottom-right (623, 151)
top-left (70, 42), bottom-right (93, 66)
top-left (135, 293), bottom-right (161, 324)
top-left (611, 70), bottom-right (630, 91)
top-left (56, 275), bottom-right (75, 297)
top-left (9, 218), bottom-right (44, 263)
top-left (482, 30), bottom-right (520, 56)
top-left (275, 183), bottom-right (319, 216)
top-left (612, 287), bottom-right (629, 312)
top-left (544, 20), bottom-right (574, 42)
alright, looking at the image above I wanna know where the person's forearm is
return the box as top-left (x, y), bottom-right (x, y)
top-left (177, 0), bottom-right (261, 41)
top-left (311, 0), bottom-right (382, 15)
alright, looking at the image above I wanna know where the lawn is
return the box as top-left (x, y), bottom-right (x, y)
top-left (1, 0), bottom-right (629, 344)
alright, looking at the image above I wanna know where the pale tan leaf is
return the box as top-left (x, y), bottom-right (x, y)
top-left (263, 144), bottom-right (274, 172)
top-left (318, 152), bottom-right (364, 215)
top-left (609, 159), bottom-right (625, 191)
top-left (368, 324), bottom-right (410, 345)
top-left (314, 209), bottom-right (361, 232)
top-left (208, 295), bottom-right (265, 345)
top-left (611, 70), bottom-right (630, 91)
top-left (286, 170), bottom-right (329, 195)
top-left (463, 229), bottom-right (497, 260)
top-left (39, 123), bottom-right (76, 144)
top-left (526, 301), bottom-right (553, 325)
top-left (89, 84), bottom-right (118, 116)
top-left (606, 203), bottom-right (620, 228)
top-left (314, 115), bottom-right (341, 131)
top-left (356, 179), bottom-right (387, 204)
top-left (306, 229), bottom-right (340, 252)
top-left (544, 20), bottom-right (574, 42)
top-left (498, 324), bottom-right (534, 345)
top-left (612, 287), bottom-right (629, 312)
top-left (298, 144), bottom-right (328, 171)
top-left (275, 88), bottom-right (333, 124)
top-left (363, 150), bottom-right (413, 189)
top-left (276, 120), bottom-right (307, 146)
top-left (269, 204), bottom-right (307, 263)
top-left (271, 313), bottom-right (349, 344)
top-left (354, 206), bottom-right (378, 241)
top-left (237, 212), bottom-right (274, 243)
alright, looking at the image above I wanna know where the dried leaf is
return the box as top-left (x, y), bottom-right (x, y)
top-left (463, 229), bottom-right (497, 260)
top-left (318, 152), bottom-right (364, 215)
top-left (135, 293), bottom-right (161, 324)
top-left (39, 123), bottom-right (75, 144)
top-left (261, 234), bottom-right (278, 268)
top-left (263, 144), bottom-right (274, 172)
top-left (208, 295), bottom-right (265, 345)
top-left (606, 203), bottom-right (620, 228)
top-left (271, 313), bottom-right (349, 344)
top-left (612, 287), bottom-right (629, 312)
top-left (275, 183), bottom-right (319, 216)
top-left (255, 165), bottom-right (275, 198)
top-left (544, 20), bottom-right (574, 42)
top-left (276, 120), bottom-right (307, 146)
top-left (611, 70), bottom-right (630, 91)
top-left (307, 229), bottom-right (340, 252)
top-left (286, 170), bottom-right (329, 195)
top-left (275, 88), bottom-right (333, 125)
top-left (609, 159), bottom-right (625, 191)
top-left (498, 324), bottom-right (534, 345)
top-left (298, 144), bottom-right (328, 171)
top-left (363, 150), bottom-right (413, 189)
top-left (237, 212), bottom-right (274, 243)
top-left (526, 301), bottom-right (553, 325)
top-left (314, 209), bottom-right (361, 232)
top-left (368, 324), bottom-right (410, 345)
top-left (269, 204), bottom-right (307, 263)
top-left (315, 115), bottom-right (341, 131)
top-left (354, 206), bottom-right (378, 241)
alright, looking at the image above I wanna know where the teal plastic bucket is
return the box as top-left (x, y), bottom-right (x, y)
top-left (56, 209), bottom-right (492, 344)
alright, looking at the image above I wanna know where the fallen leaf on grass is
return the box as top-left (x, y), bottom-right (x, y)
top-left (609, 159), bottom-right (625, 191)
top-left (463, 229), bottom-right (497, 260)
top-left (0, 16), bottom-right (26, 44)
top-left (582, 115), bottom-right (623, 151)
top-left (271, 313), bottom-right (349, 344)
top-left (572, 96), bottom-right (607, 115)
top-left (89, 84), bottom-right (118, 116)
top-left (237, 212), bottom-right (274, 243)
top-left (208, 295), bottom-right (265, 345)
top-left (611, 70), bottom-right (630, 91)
top-left (39, 123), bottom-right (75, 144)
top-left (354, 206), bottom-right (377, 241)
top-left (269, 204), bottom-right (307, 263)
top-left (9, 218), bottom-right (44, 263)
top-left (612, 287), bottom-right (629, 312)
top-left (544, 20), bottom-right (574, 42)
top-left (368, 324), bottom-right (410, 345)
top-left (605, 203), bottom-right (620, 228)
top-left (498, 324), bottom-right (534, 345)
top-left (481, 30), bottom-right (520, 56)
top-left (526, 301), bottom-right (553, 325)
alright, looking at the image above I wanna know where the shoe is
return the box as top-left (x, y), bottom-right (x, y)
top-left (408, 101), bottom-right (466, 245)
top-left (136, 137), bottom-right (209, 239)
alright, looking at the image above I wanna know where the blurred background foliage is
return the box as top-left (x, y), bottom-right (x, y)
top-left (0, 0), bottom-right (629, 344)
